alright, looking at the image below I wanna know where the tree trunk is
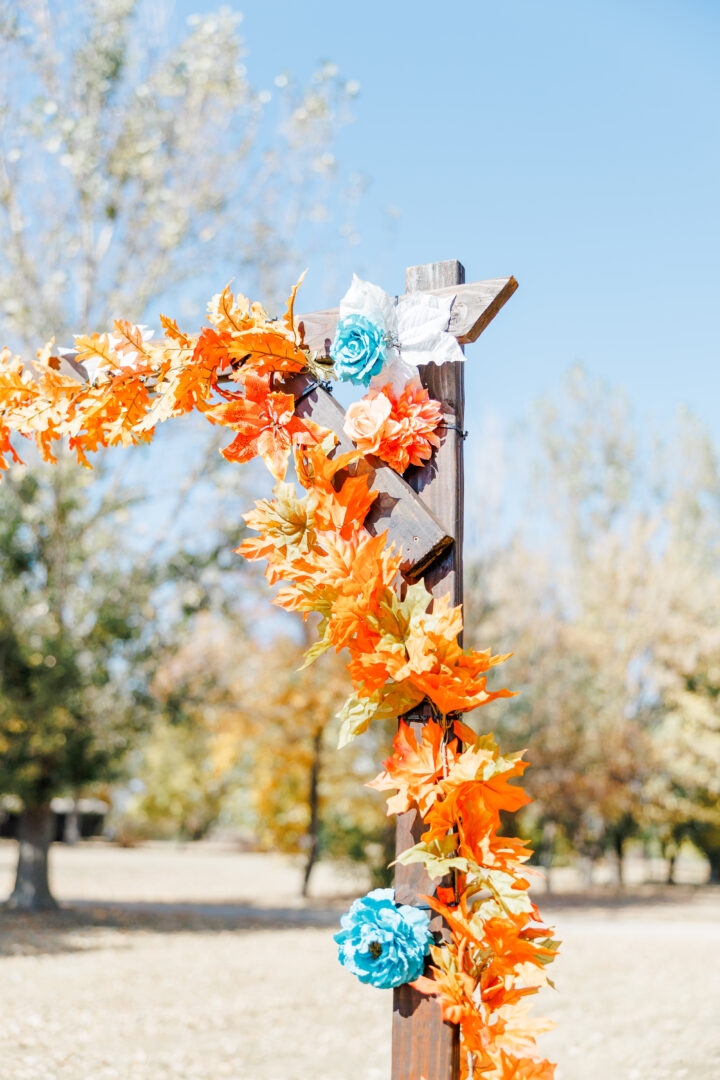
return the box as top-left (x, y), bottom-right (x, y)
top-left (539, 821), bottom-right (556, 894)
top-left (301, 728), bottom-right (322, 898)
top-left (614, 833), bottom-right (625, 889)
top-left (6, 806), bottom-right (58, 911)
top-left (580, 855), bottom-right (594, 888)
top-left (63, 801), bottom-right (81, 845)
top-left (708, 849), bottom-right (720, 885)
top-left (666, 850), bottom-right (677, 885)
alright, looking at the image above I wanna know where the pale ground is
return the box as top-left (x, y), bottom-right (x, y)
top-left (0, 841), bottom-right (719, 1080)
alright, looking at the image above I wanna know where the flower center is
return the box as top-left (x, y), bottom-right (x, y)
top-left (368, 940), bottom-right (383, 959)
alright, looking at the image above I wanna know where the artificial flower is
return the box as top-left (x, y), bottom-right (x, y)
top-left (334, 888), bottom-right (432, 988)
top-left (343, 388), bottom-right (392, 450)
top-left (333, 275), bottom-right (464, 392)
top-left (208, 370), bottom-right (324, 480)
top-left (344, 382), bottom-right (443, 473)
top-left (332, 313), bottom-right (386, 385)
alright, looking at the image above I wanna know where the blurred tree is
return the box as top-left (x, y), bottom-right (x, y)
top-left (465, 370), bottom-right (720, 885)
top-left (0, 457), bottom-right (158, 908)
top-left (120, 721), bottom-right (231, 842)
top-left (0, 0), bottom-right (364, 903)
top-left (0, 0), bottom-right (361, 349)
top-left (241, 632), bottom-right (394, 896)
top-left (146, 617), bottom-right (394, 894)
top-left (465, 543), bottom-right (649, 887)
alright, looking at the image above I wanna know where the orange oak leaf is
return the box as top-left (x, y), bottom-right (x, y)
top-left (0, 421), bottom-right (22, 471)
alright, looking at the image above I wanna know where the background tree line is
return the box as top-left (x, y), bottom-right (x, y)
top-left (1, 1), bottom-right (718, 910)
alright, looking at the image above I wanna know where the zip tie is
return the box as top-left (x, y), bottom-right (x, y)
top-left (403, 711), bottom-right (433, 723)
top-left (438, 423), bottom-right (468, 439)
top-left (294, 378), bottom-right (333, 405)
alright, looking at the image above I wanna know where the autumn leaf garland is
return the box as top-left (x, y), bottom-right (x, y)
top-left (239, 441), bottom-right (559, 1077)
top-left (0, 277), bottom-right (558, 1079)
top-left (0, 284), bottom-right (309, 473)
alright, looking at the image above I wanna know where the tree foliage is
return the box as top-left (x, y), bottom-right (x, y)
top-left (0, 0), bottom-right (361, 349)
top-left (0, 456), bottom-right (158, 807)
top-left (141, 616), bottom-right (395, 891)
top-left (465, 369), bottom-right (720, 880)
top-left (0, 0), bottom-right (361, 909)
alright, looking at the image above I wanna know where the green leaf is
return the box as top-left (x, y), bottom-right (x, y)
top-left (395, 836), bottom-right (469, 880)
top-left (336, 682), bottom-right (423, 748)
top-left (464, 866), bottom-right (534, 918)
top-left (336, 693), bottom-right (382, 748)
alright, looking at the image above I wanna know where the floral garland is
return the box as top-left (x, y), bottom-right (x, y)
top-left (0, 276), bottom-right (559, 1078)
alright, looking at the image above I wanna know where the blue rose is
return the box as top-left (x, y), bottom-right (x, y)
top-left (334, 888), bottom-right (432, 989)
top-left (331, 314), bottom-right (386, 386)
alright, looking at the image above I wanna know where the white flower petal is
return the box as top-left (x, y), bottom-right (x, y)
top-left (338, 274), bottom-right (397, 337)
top-left (81, 357), bottom-right (103, 382)
top-left (396, 293), bottom-right (464, 368)
top-left (369, 354), bottom-right (419, 395)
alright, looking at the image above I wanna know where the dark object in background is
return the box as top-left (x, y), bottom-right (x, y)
top-left (0, 798), bottom-right (107, 842)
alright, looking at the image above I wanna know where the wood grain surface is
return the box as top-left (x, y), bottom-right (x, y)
top-left (295, 275), bottom-right (517, 356)
top-left (282, 373), bottom-right (452, 578)
top-left (391, 259), bottom-right (468, 1080)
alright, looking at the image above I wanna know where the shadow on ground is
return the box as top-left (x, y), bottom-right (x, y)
top-left (0, 898), bottom-right (342, 958)
top-left (540, 883), bottom-right (720, 913)
top-left (2, 884), bottom-right (718, 959)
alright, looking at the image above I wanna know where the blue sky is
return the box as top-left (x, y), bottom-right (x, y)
top-left (168, 0), bottom-right (720, 450)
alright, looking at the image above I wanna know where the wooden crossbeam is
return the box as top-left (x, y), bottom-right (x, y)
top-left (52, 271), bottom-right (516, 579)
top-left (287, 272), bottom-right (517, 575)
top-left (295, 275), bottom-right (518, 355)
top-left (282, 373), bottom-right (452, 580)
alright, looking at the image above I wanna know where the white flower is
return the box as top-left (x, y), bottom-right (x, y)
top-left (336, 275), bottom-right (463, 393)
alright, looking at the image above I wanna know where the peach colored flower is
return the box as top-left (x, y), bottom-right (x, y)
top-left (343, 383), bottom-right (443, 474)
top-left (344, 391), bottom-right (392, 453)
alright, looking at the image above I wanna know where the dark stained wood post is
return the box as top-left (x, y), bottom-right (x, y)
top-left (392, 260), bottom-right (466, 1080)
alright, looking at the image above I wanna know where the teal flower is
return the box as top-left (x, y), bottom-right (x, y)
top-left (331, 314), bottom-right (386, 385)
top-left (334, 888), bottom-right (431, 989)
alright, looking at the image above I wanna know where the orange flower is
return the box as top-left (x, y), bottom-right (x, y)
top-left (344, 382), bottom-right (442, 473)
top-left (208, 371), bottom-right (323, 480)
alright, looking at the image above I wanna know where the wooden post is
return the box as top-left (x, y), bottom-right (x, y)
top-left (392, 260), bottom-right (466, 1080)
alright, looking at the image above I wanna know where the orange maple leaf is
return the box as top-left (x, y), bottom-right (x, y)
top-left (293, 444), bottom-right (378, 539)
top-left (493, 1055), bottom-right (556, 1080)
top-left (441, 746), bottom-right (531, 817)
top-left (367, 719), bottom-right (459, 816)
top-left (411, 966), bottom-right (478, 1027)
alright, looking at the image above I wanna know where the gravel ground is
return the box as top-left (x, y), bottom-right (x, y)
top-left (0, 841), bottom-right (719, 1080)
